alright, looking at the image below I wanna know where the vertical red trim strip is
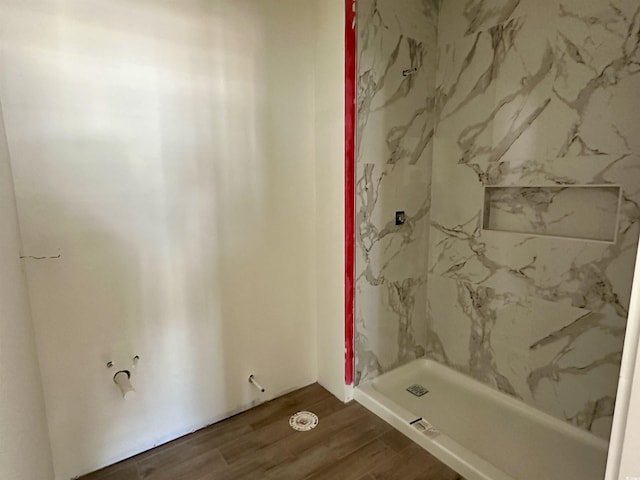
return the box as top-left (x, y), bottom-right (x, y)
top-left (344, 0), bottom-right (356, 386)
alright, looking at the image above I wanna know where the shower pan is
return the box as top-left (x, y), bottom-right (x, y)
top-left (355, 359), bottom-right (608, 480)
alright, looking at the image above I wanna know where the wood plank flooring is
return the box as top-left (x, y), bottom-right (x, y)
top-left (80, 384), bottom-right (464, 480)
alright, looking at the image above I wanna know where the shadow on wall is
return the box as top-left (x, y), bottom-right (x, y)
top-left (1, 0), bottom-right (318, 477)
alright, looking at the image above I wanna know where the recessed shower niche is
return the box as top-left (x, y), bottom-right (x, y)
top-left (482, 185), bottom-right (622, 243)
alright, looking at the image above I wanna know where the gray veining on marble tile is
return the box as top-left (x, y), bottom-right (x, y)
top-left (357, 0), bottom-right (439, 167)
top-left (355, 161), bottom-right (431, 384)
top-left (355, 0), bottom-right (438, 384)
top-left (425, 0), bottom-right (640, 438)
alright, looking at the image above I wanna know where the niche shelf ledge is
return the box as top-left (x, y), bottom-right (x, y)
top-left (481, 185), bottom-right (622, 243)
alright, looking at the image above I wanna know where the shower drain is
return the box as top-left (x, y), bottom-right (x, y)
top-left (289, 411), bottom-right (319, 431)
top-left (406, 384), bottom-right (429, 397)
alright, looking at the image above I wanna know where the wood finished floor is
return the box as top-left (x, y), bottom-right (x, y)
top-left (80, 384), bottom-right (464, 480)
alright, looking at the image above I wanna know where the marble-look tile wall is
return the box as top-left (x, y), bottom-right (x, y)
top-left (355, 0), bottom-right (439, 383)
top-left (427, 0), bottom-right (640, 438)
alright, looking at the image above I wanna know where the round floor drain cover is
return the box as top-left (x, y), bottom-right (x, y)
top-left (289, 411), bottom-right (318, 431)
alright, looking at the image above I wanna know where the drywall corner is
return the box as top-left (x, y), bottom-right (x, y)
top-left (314, 0), bottom-right (347, 403)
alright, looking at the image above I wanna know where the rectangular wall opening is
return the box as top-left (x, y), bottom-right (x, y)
top-left (482, 185), bottom-right (621, 242)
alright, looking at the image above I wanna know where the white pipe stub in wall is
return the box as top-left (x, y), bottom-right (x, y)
top-left (114, 370), bottom-right (135, 399)
top-left (249, 374), bottom-right (265, 393)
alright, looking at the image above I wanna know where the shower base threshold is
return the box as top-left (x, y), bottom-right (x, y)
top-left (354, 359), bottom-right (608, 480)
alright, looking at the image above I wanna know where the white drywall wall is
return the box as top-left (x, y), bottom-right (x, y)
top-left (0, 0), bottom-right (328, 477)
top-left (0, 100), bottom-right (54, 479)
top-left (314, 0), bottom-right (349, 401)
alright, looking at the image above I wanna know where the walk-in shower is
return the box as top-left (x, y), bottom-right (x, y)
top-left (353, 0), bottom-right (640, 478)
